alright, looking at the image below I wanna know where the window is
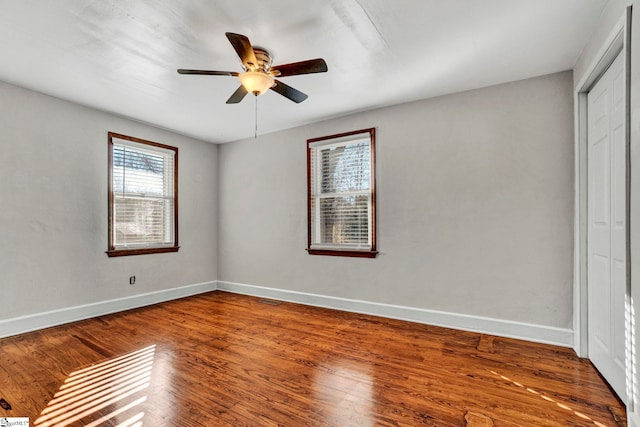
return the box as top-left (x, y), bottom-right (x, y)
top-left (107, 132), bottom-right (179, 257)
top-left (307, 128), bottom-right (377, 258)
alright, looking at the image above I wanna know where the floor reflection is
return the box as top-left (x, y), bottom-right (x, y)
top-left (314, 360), bottom-right (373, 426)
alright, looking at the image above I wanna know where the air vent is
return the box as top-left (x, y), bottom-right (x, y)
top-left (258, 299), bottom-right (282, 306)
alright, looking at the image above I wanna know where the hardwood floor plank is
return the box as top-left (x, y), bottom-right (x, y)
top-left (0, 291), bottom-right (625, 426)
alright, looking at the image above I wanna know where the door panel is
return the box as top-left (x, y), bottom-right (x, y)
top-left (590, 254), bottom-right (610, 349)
top-left (589, 137), bottom-right (609, 225)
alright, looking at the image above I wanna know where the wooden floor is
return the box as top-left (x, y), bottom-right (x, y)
top-left (0, 291), bottom-right (626, 426)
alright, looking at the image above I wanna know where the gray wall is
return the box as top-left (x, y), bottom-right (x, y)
top-left (0, 81), bottom-right (218, 320)
top-left (219, 71), bottom-right (574, 329)
top-left (0, 71), bottom-right (575, 333)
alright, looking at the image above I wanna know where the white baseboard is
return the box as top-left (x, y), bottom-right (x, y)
top-left (216, 281), bottom-right (574, 348)
top-left (1, 279), bottom-right (574, 348)
top-left (0, 281), bottom-right (217, 338)
top-left (629, 410), bottom-right (640, 427)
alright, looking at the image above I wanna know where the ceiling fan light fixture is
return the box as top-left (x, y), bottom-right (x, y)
top-left (238, 71), bottom-right (274, 95)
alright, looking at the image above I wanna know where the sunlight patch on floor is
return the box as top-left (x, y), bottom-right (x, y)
top-left (489, 370), bottom-right (609, 427)
top-left (627, 295), bottom-right (637, 413)
top-left (34, 345), bottom-right (156, 427)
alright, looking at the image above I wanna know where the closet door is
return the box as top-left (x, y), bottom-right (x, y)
top-left (587, 50), bottom-right (626, 403)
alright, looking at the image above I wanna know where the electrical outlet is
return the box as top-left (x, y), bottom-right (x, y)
top-left (129, 276), bottom-right (136, 285)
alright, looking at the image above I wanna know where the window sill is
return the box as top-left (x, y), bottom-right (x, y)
top-left (306, 248), bottom-right (378, 258)
top-left (107, 246), bottom-right (180, 257)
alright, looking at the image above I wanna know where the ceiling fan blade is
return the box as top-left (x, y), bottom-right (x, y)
top-left (226, 85), bottom-right (249, 104)
top-left (270, 79), bottom-right (308, 103)
top-left (177, 69), bottom-right (238, 76)
top-left (225, 32), bottom-right (258, 69)
top-left (272, 58), bottom-right (328, 77)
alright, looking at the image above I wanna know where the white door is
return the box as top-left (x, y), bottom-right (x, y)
top-left (587, 50), bottom-right (627, 403)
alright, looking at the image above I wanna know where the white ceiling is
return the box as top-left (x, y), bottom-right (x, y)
top-left (0, 0), bottom-right (607, 143)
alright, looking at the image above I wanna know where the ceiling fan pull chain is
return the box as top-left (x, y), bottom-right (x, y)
top-left (254, 95), bottom-right (258, 139)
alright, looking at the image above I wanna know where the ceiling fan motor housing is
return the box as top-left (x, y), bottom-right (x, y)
top-left (248, 46), bottom-right (273, 73)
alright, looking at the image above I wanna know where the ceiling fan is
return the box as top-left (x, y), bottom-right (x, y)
top-left (178, 32), bottom-right (328, 104)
